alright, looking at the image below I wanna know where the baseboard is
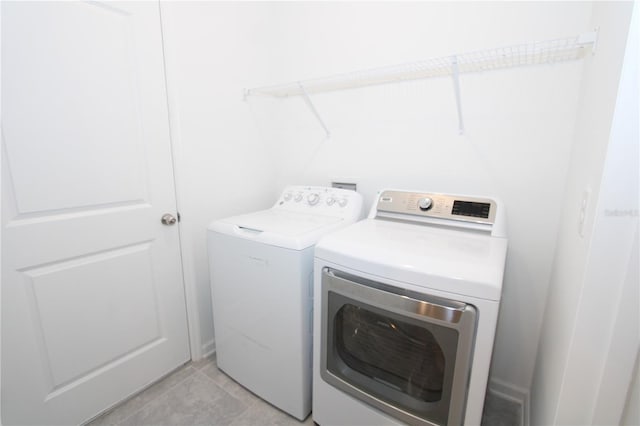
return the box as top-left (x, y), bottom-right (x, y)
top-left (488, 378), bottom-right (530, 426)
top-left (201, 339), bottom-right (215, 359)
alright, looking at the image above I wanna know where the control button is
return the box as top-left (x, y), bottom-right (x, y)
top-left (338, 198), bottom-right (348, 207)
top-left (283, 192), bottom-right (293, 201)
top-left (417, 197), bottom-right (433, 211)
top-left (294, 192), bottom-right (303, 202)
top-left (326, 197), bottom-right (336, 206)
top-left (307, 193), bottom-right (319, 206)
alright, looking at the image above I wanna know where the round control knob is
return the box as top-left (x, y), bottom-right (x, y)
top-left (337, 198), bottom-right (348, 207)
top-left (417, 197), bottom-right (433, 211)
top-left (294, 192), bottom-right (303, 202)
top-left (283, 192), bottom-right (292, 201)
top-left (326, 197), bottom-right (336, 206)
top-left (307, 193), bottom-right (319, 206)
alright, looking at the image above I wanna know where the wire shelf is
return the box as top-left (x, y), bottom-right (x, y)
top-left (245, 30), bottom-right (597, 98)
top-left (244, 30), bottom-right (597, 135)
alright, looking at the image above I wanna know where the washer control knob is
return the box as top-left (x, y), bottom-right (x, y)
top-left (294, 192), bottom-right (303, 202)
top-left (338, 198), bottom-right (348, 207)
top-left (326, 197), bottom-right (336, 206)
top-left (307, 193), bottom-right (320, 206)
top-left (417, 197), bottom-right (433, 211)
top-left (283, 192), bottom-right (293, 201)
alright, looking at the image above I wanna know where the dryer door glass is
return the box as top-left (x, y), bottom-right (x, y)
top-left (320, 268), bottom-right (477, 426)
top-left (335, 303), bottom-right (447, 402)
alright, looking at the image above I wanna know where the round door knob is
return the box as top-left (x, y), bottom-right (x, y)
top-left (161, 214), bottom-right (177, 225)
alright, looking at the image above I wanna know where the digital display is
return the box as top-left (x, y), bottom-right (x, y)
top-left (452, 200), bottom-right (490, 219)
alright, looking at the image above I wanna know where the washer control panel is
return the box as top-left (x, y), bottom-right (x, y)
top-left (375, 190), bottom-right (496, 225)
top-left (276, 185), bottom-right (363, 219)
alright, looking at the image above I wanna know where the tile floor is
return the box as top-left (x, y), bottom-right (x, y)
top-left (88, 355), bottom-right (521, 426)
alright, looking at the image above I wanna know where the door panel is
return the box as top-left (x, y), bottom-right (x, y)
top-left (26, 244), bottom-right (162, 388)
top-left (1, 2), bottom-right (190, 424)
top-left (2, 1), bottom-right (148, 215)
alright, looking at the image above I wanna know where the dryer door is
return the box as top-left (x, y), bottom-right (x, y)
top-left (320, 268), bottom-right (477, 426)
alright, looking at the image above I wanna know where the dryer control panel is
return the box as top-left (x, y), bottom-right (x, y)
top-left (276, 186), bottom-right (364, 220)
top-left (374, 190), bottom-right (498, 227)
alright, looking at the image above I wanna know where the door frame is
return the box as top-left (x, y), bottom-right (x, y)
top-left (158, 2), bottom-right (204, 362)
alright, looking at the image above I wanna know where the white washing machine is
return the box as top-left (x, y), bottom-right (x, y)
top-left (207, 185), bottom-right (363, 420)
top-left (312, 189), bottom-right (508, 426)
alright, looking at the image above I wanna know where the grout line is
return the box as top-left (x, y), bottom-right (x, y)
top-left (192, 354), bottom-right (216, 371)
top-left (193, 367), bottom-right (255, 407)
top-left (113, 365), bottom-right (198, 426)
top-left (196, 362), bottom-right (264, 412)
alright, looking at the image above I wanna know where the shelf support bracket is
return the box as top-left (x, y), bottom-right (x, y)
top-left (298, 82), bottom-right (331, 138)
top-left (575, 28), bottom-right (599, 55)
top-left (451, 55), bottom-right (464, 135)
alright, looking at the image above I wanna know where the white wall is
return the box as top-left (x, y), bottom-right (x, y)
top-left (530, 1), bottom-right (636, 424)
top-left (255, 2), bottom-right (594, 399)
top-left (622, 350), bottom-right (640, 426)
top-left (160, 2), bottom-right (281, 356)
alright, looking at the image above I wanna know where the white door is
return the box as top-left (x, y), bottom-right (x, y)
top-left (1, 2), bottom-right (190, 424)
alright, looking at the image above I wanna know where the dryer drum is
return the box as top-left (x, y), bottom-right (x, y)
top-left (335, 304), bottom-right (446, 402)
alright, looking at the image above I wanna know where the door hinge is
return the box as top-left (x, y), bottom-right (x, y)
top-left (177, 212), bottom-right (181, 222)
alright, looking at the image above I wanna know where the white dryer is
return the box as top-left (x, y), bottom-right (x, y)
top-left (313, 189), bottom-right (508, 426)
top-left (208, 185), bottom-right (363, 420)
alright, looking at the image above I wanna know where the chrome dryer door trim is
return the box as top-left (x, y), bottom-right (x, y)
top-left (320, 267), bottom-right (477, 426)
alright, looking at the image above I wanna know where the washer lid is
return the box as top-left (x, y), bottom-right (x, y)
top-left (208, 209), bottom-right (344, 250)
top-left (314, 218), bottom-right (508, 300)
